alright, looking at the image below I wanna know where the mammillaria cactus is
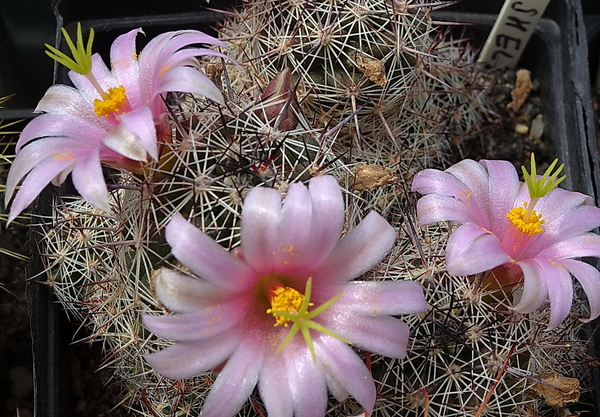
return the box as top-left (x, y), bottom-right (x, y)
top-left (8, 1), bottom-right (599, 416)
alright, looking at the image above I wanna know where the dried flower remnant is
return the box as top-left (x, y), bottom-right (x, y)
top-left (352, 164), bottom-right (397, 192)
top-left (533, 372), bottom-right (580, 407)
top-left (5, 23), bottom-right (230, 223)
top-left (412, 155), bottom-right (600, 329)
top-left (144, 175), bottom-right (427, 417)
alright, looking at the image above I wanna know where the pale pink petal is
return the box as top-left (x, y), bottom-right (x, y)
top-left (31, 85), bottom-right (113, 135)
top-left (17, 113), bottom-right (106, 151)
top-left (70, 148), bottom-right (110, 211)
top-left (105, 105), bottom-right (158, 160)
top-left (315, 337), bottom-right (376, 415)
top-left (166, 213), bottom-right (257, 291)
top-left (325, 312), bottom-right (410, 359)
top-left (479, 159), bottom-right (520, 239)
top-left (532, 259), bottom-right (573, 330)
top-left (153, 268), bottom-right (227, 313)
top-left (305, 176), bottom-right (345, 262)
top-left (284, 342), bottom-right (327, 417)
top-left (154, 65), bottom-right (224, 104)
top-left (6, 138), bottom-right (90, 203)
top-left (416, 194), bottom-right (480, 226)
top-left (101, 122), bottom-right (149, 162)
top-left (200, 339), bottom-right (264, 417)
top-left (258, 351), bottom-right (294, 417)
top-left (446, 159), bottom-right (492, 214)
top-left (336, 280), bottom-right (427, 316)
top-left (561, 259), bottom-right (600, 322)
top-left (240, 187), bottom-right (282, 272)
top-left (536, 234), bottom-right (600, 260)
top-left (144, 333), bottom-right (239, 380)
top-left (162, 48), bottom-right (232, 72)
top-left (143, 295), bottom-right (249, 341)
top-left (269, 181), bottom-right (314, 273)
top-left (512, 259), bottom-right (549, 313)
top-left (525, 204), bottom-right (600, 258)
top-left (109, 28), bottom-right (143, 107)
top-left (6, 142), bottom-right (94, 223)
top-left (532, 187), bottom-right (591, 223)
top-left (445, 223), bottom-right (511, 276)
top-left (310, 211), bottom-right (396, 284)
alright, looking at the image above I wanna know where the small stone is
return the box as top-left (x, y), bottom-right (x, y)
top-left (515, 123), bottom-right (529, 135)
top-left (530, 114), bottom-right (544, 140)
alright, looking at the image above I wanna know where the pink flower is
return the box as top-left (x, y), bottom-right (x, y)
top-left (412, 158), bottom-right (600, 329)
top-left (144, 176), bottom-right (427, 417)
top-left (5, 25), bottom-right (229, 223)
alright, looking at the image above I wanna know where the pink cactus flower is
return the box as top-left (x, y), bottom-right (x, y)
top-left (5, 24), bottom-right (229, 223)
top-left (144, 175), bottom-right (427, 417)
top-left (411, 156), bottom-right (600, 329)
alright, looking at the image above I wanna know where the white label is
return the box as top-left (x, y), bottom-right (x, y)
top-left (477, 0), bottom-right (552, 67)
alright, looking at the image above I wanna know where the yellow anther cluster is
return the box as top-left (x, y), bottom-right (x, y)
top-left (93, 86), bottom-right (128, 117)
top-left (267, 285), bottom-right (307, 327)
top-left (506, 205), bottom-right (545, 236)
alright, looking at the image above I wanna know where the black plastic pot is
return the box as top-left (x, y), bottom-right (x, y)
top-left (25, 0), bottom-right (600, 415)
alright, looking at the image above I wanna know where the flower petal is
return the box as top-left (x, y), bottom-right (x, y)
top-left (536, 234), bottom-right (600, 260)
top-left (153, 268), bottom-right (226, 313)
top-left (284, 341), bottom-right (327, 417)
top-left (336, 280), bottom-right (427, 316)
top-left (144, 333), bottom-right (239, 380)
top-left (525, 202), bottom-right (600, 258)
top-left (258, 350), bottom-right (294, 417)
top-left (31, 85), bottom-right (113, 135)
top-left (325, 312), bottom-right (410, 359)
top-left (536, 259), bottom-right (573, 330)
top-left (315, 337), bottom-right (376, 415)
top-left (154, 65), bottom-right (224, 104)
top-left (102, 105), bottom-right (158, 161)
top-left (110, 28), bottom-right (143, 107)
top-left (560, 259), bottom-right (600, 322)
top-left (17, 113), bottom-right (106, 151)
top-left (240, 187), bottom-right (282, 272)
top-left (310, 211), bottom-right (396, 284)
top-left (143, 294), bottom-right (249, 341)
top-left (166, 213), bottom-right (256, 291)
top-left (512, 259), bottom-right (549, 314)
top-left (200, 338), bottom-right (264, 417)
top-left (70, 148), bottom-right (110, 212)
top-left (445, 223), bottom-right (511, 276)
top-left (416, 193), bottom-right (479, 226)
top-left (479, 159), bottom-right (520, 239)
top-left (446, 159), bottom-right (492, 215)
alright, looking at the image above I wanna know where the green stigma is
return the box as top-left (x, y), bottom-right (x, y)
top-left (521, 153), bottom-right (566, 199)
top-left (46, 22), bottom-right (94, 75)
top-left (268, 277), bottom-right (351, 364)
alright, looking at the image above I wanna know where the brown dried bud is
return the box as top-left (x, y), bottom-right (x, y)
top-left (352, 164), bottom-right (397, 191)
top-left (532, 372), bottom-right (580, 407)
top-left (255, 68), bottom-right (299, 131)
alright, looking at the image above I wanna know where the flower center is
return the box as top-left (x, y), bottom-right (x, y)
top-left (264, 277), bottom-right (350, 363)
top-left (506, 203), bottom-right (544, 236)
top-left (93, 86), bottom-right (128, 117)
top-left (267, 285), bottom-right (312, 327)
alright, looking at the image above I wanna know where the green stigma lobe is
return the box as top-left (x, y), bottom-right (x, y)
top-left (45, 22), bottom-right (95, 75)
top-left (521, 153), bottom-right (566, 199)
top-left (272, 277), bottom-right (351, 364)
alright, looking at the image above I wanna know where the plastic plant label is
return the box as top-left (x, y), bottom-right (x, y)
top-left (477, 0), bottom-right (552, 67)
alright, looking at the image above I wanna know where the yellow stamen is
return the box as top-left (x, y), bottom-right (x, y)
top-left (267, 285), bottom-right (311, 327)
top-left (506, 204), bottom-right (545, 236)
top-left (93, 86), bottom-right (128, 117)
top-left (266, 277), bottom-right (351, 364)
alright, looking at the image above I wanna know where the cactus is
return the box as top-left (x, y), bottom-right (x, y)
top-left (29, 1), bottom-right (596, 416)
